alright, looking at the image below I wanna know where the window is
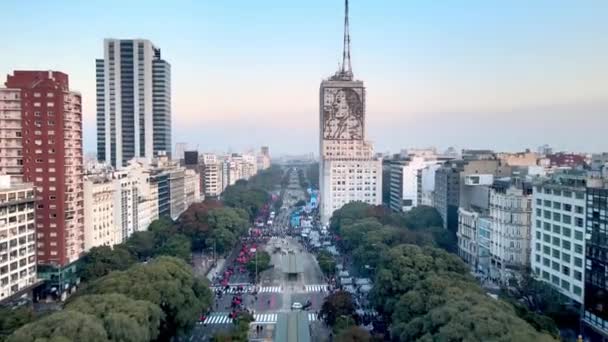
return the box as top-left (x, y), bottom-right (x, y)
top-left (543, 245), bottom-right (551, 255)
top-left (574, 230), bottom-right (584, 241)
top-left (542, 271), bottom-right (550, 280)
top-left (543, 257), bottom-right (550, 267)
top-left (575, 218), bottom-right (584, 228)
top-left (562, 227), bottom-right (571, 237)
top-left (552, 225), bottom-right (560, 234)
top-left (563, 215), bottom-right (571, 224)
top-left (575, 206), bottom-right (584, 214)
top-left (561, 279), bottom-right (570, 291)
top-left (543, 234), bottom-right (551, 243)
top-left (552, 236), bottom-right (560, 247)
top-left (562, 253), bottom-right (570, 263)
top-left (552, 249), bottom-right (560, 259)
top-left (536, 231), bottom-right (541, 239)
top-left (544, 200), bottom-right (551, 207)
top-left (553, 202), bottom-right (561, 210)
top-left (574, 244), bottom-right (583, 254)
top-left (562, 240), bottom-right (571, 250)
top-left (575, 192), bottom-right (584, 199)
top-left (553, 213), bottom-right (561, 221)
top-left (574, 257), bottom-right (583, 267)
top-left (535, 254), bottom-right (541, 263)
top-left (573, 286), bottom-right (582, 296)
top-left (544, 210), bottom-right (551, 219)
top-left (536, 220), bottom-right (541, 228)
top-left (562, 265), bottom-right (570, 276)
top-left (536, 199), bottom-right (542, 206)
top-left (563, 204), bottom-right (572, 212)
top-left (552, 275), bottom-right (560, 286)
top-left (574, 270), bottom-right (582, 281)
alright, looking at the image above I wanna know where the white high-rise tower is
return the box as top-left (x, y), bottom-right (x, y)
top-left (319, 0), bottom-right (382, 224)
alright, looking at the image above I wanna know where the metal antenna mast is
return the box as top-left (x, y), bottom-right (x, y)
top-left (341, 0), bottom-right (352, 78)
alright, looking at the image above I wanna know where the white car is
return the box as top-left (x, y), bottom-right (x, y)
top-left (291, 302), bottom-right (303, 310)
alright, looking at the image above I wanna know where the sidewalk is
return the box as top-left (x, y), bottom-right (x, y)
top-left (206, 258), bottom-right (226, 281)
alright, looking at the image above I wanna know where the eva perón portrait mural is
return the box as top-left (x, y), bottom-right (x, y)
top-left (323, 87), bottom-right (364, 140)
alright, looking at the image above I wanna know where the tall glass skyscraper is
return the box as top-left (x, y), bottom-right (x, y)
top-left (96, 39), bottom-right (171, 168)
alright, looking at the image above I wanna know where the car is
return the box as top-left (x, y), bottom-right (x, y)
top-left (291, 302), bottom-right (303, 310)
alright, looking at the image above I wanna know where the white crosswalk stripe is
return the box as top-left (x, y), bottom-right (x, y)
top-left (305, 284), bottom-right (328, 292)
top-left (259, 286), bottom-right (281, 293)
top-left (202, 313), bottom-right (233, 325)
top-left (308, 313), bottom-right (318, 322)
top-left (253, 313), bottom-right (278, 323)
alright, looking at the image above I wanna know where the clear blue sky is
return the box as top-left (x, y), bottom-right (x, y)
top-left (1, 0), bottom-right (607, 155)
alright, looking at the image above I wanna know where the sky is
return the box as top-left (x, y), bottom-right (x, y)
top-left (1, 0), bottom-right (607, 155)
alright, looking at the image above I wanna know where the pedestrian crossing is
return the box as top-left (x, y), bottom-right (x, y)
top-left (253, 313), bottom-right (278, 324)
top-left (200, 313), bottom-right (233, 325)
top-left (199, 312), bottom-right (320, 325)
top-left (212, 286), bottom-right (254, 294)
top-left (258, 286), bottom-right (281, 293)
top-left (305, 284), bottom-right (328, 292)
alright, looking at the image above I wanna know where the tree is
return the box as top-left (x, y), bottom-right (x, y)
top-left (207, 228), bottom-right (236, 255)
top-left (0, 306), bottom-right (34, 341)
top-left (320, 291), bottom-right (357, 326)
top-left (336, 326), bottom-right (371, 342)
top-left (156, 234), bottom-right (192, 261)
top-left (65, 294), bottom-right (163, 342)
top-left (148, 217), bottom-right (178, 246)
top-left (207, 208), bottom-right (249, 236)
top-left (7, 311), bottom-right (109, 342)
top-left (79, 256), bottom-right (213, 340)
top-left (222, 181), bottom-right (269, 220)
top-left (78, 245), bottom-right (136, 282)
top-left (317, 251), bottom-right (336, 277)
top-left (124, 231), bottom-right (156, 261)
top-left (245, 250), bottom-right (271, 275)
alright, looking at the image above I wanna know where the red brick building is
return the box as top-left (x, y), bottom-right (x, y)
top-left (3, 71), bottom-right (84, 294)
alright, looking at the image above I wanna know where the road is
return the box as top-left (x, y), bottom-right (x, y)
top-left (184, 168), bottom-right (329, 341)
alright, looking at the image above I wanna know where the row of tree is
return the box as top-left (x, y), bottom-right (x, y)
top-left (8, 257), bottom-right (213, 342)
top-left (328, 202), bottom-right (557, 341)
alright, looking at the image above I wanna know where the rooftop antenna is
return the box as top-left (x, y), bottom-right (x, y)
top-left (341, 0), bottom-right (353, 79)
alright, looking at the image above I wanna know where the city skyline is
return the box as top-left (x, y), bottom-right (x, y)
top-left (1, 0), bottom-right (607, 154)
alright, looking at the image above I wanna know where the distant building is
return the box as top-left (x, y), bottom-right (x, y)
top-left (548, 153), bottom-right (586, 168)
top-left (389, 156), bottom-right (444, 212)
top-left (201, 154), bottom-right (224, 198)
top-left (489, 180), bottom-right (533, 282)
top-left (83, 176), bottom-right (118, 251)
top-left (96, 39), bottom-right (171, 167)
top-left (537, 144), bottom-right (553, 156)
top-left (531, 172), bottom-right (587, 304)
top-left (0, 176), bottom-right (37, 303)
top-left (584, 186), bottom-right (608, 338)
top-left (318, 0), bottom-right (382, 223)
top-left (184, 150), bottom-right (199, 167)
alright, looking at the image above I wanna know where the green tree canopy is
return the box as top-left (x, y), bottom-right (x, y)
top-left (65, 294), bottom-right (163, 342)
top-left (0, 306), bottom-right (34, 341)
top-left (320, 291), bottom-right (357, 326)
top-left (7, 311), bottom-right (109, 342)
top-left (336, 326), bottom-right (371, 342)
top-left (156, 234), bottom-right (192, 261)
top-left (124, 231), bottom-right (156, 261)
top-left (78, 256), bottom-right (212, 339)
top-left (245, 250), bottom-right (271, 275)
top-left (78, 245), bottom-right (136, 282)
top-left (317, 250), bottom-right (336, 277)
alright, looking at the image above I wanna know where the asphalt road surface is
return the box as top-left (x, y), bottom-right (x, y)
top-left (183, 181), bottom-right (329, 341)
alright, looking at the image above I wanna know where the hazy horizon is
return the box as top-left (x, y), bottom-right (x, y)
top-left (2, 0), bottom-right (607, 155)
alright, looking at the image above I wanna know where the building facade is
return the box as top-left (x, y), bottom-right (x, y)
top-left (319, 1), bottom-right (382, 223)
top-left (0, 177), bottom-right (37, 303)
top-left (96, 39), bottom-right (171, 168)
top-left (83, 177), bottom-right (118, 251)
top-left (489, 183), bottom-right (532, 282)
top-left (4, 71), bottom-right (84, 280)
top-left (583, 187), bottom-right (608, 337)
top-left (0, 89), bottom-right (23, 180)
top-left (531, 174), bottom-right (586, 304)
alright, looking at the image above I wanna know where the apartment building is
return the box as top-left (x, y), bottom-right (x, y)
top-left (83, 176), bottom-right (118, 250)
top-left (0, 176), bottom-right (37, 303)
top-left (531, 172), bottom-right (587, 304)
